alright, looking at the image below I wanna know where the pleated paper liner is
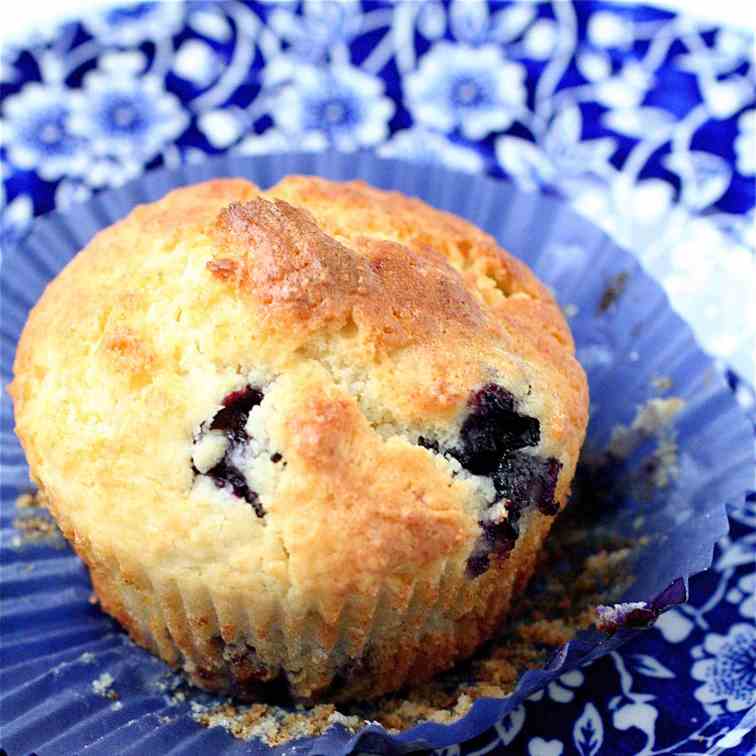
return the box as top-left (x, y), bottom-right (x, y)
top-left (1, 153), bottom-right (753, 755)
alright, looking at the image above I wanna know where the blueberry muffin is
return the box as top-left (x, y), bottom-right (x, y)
top-left (9, 176), bottom-right (588, 701)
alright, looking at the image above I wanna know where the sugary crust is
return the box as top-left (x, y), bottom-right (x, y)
top-left (9, 176), bottom-right (588, 700)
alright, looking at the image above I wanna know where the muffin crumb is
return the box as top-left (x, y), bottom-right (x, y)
top-left (598, 271), bottom-right (628, 312)
top-left (192, 702), bottom-right (364, 745)
top-left (92, 672), bottom-right (119, 701)
top-left (651, 376), bottom-right (672, 392)
top-left (15, 492), bottom-right (36, 509)
top-left (12, 489), bottom-right (64, 545)
top-left (12, 512), bottom-right (63, 544)
top-left (608, 397), bottom-right (684, 459)
top-left (563, 303), bottom-right (579, 318)
top-left (15, 489), bottom-right (48, 509)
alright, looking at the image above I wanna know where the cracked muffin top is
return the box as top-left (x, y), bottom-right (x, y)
top-left (9, 176), bottom-right (588, 618)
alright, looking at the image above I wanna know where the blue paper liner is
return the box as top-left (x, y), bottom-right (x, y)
top-left (1, 153), bottom-right (753, 756)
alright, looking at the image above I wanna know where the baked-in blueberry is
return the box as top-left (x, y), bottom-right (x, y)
top-left (205, 457), bottom-right (264, 517)
top-left (195, 386), bottom-right (266, 518)
top-left (210, 386), bottom-right (264, 439)
top-left (418, 436), bottom-right (440, 453)
top-left (466, 516), bottom-right (521, 577)
top-left (466, 453), bottom-right (562, 576)
top-left (492, 453), bottom-right (562, 516)
top-left (431, 384), bottom-right (564, 577)
top-left (453, 384), bottom-right (540, 475)
top-left (465, 551), bottom-right (491, 579)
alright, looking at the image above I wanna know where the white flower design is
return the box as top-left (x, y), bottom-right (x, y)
top-left (269, 64), bottom-right (394, 151)
top-left (68, 71), bottom-right (188, 185)
top-left (573, 702), bottom-right (604, 756)
top-left (712, 28), bottom-right (755, 70)
top-left (654, 607), bottom-right (694, 644)
top-left (528, 670), bottom-right (584, 704)
top-left (593, 61), bottom-right (653, 109)
top-left (0, 14), bottom-right (73, 75)
top-left (1, 47), bottom-right (17, 85)
top-left (378, 127), bottom-right (484, 173)
top-left (528, 737), bottom-right (564, 756)
top-left (198, 108), bottom-right (248, 149)
top-left (405, 42), bottom-right (526, 139)
top-left (81, 1), bottom-right (185, 46)
top-left (186, 2), bottom-right (233, 43)
top-left (261, 0), bottom-right (364, 92)
top-left (735, 109), bottom-right (756, 176)
top-left (587, 11), bottom-right (634, 49)
top-left (726, 573), bottom-right (756, 620)
top-left (416, 1), bottom-right (447, 41)
top-left (1, 83), bottom-right (88, 180)
top-left (55, 179), bottom-right (93, 212)
top-left (701, 76), bottom-right (753, 120)
top-left (676, 28), bottom-right (755, 75)
top-left (522, 19), bottom-right (559, 60)
top-left (173, 39), bottom-right (222, 89)
top-left (495, 705), bottom-right (526, 745)
top-left (0, 193), bottom-right (33, 258)
top-left (496, 105), bottom-right (616, 191)
top-left (691, 624), bottom-right (756, 714)
top-left (267, 0), bottom-right (362, 63)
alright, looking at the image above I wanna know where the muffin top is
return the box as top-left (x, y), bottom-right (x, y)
top-left (10, 177), bottom-right (587, 617)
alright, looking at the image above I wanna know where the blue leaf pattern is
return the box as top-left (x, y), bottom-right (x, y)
top-left (573, 703), bottom-right (604, 756)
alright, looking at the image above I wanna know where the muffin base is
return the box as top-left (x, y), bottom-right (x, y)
top-left (46, 486), bottom-right (555, 703)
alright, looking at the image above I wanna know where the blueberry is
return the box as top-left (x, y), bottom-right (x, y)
top-left (453, 384), bottom-right (540, 475)
top-left (465, 551), bottom-right (491, 579)
top-left (210, 386), bottom-right (264, 440)
top-left (205, 458), bottom-right (265, 518)
top-left (481, 516), bottom-right (520, 553)
top-left (418, 436), bottom-right (440, 453)
top-left (492, 453), bottom-right (562, 516)
top-left (196, 386), bottom-right (267, 518)
top-left (466, 516), bottom-right (521, 577)
top-left (465, 452), bottom-right (561, 576)
top-left (427, 383), bottom-right (564, 577)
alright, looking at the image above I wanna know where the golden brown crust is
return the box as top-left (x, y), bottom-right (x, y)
top-left (208, 197), bottom-right (490, 353)
top-left (134, 178), bottom-right (260, 236)
top-left (9, 176), bottom-right (588, 701)
top-left (266, 176), bottom-right (570, 340)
